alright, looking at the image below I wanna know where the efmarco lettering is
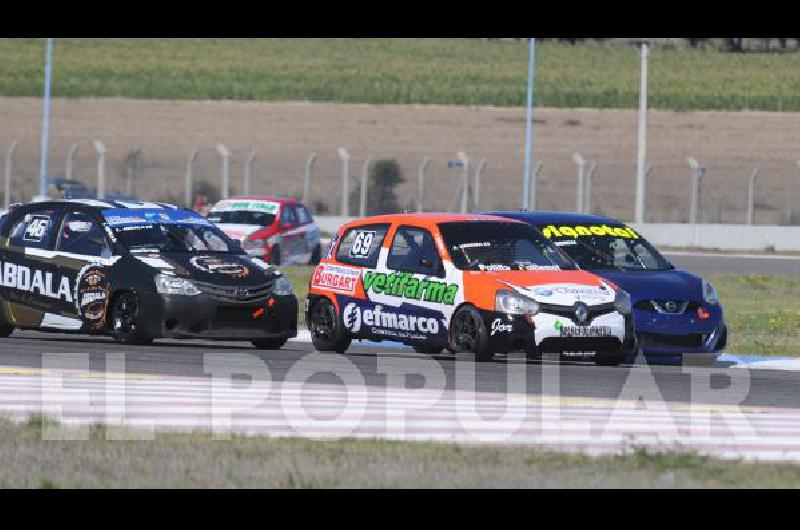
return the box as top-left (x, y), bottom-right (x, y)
top-left (540, 224), bottom-right (639, 240)
top-left (0, 260), bottom-right (73, 302)
top-left (362, 271), bottom-right (458, 305)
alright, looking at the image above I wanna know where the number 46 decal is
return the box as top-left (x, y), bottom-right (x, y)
top-left (23, 215), bottom-right (50, 242)
top-left (350, 231), bottom-right (375, 258)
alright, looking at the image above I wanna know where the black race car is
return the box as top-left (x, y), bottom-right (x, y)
top-left (0, 199), bottom-right (297, 348)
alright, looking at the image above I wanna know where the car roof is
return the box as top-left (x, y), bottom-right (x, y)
top-left (223, 196), bottom-right (297, 205)
top-left (16, 199), bottom-right (181, 212)
top-left (342, 213), bottom-right (525, 231)
top-left (482, 210), bottom-right (628, 227)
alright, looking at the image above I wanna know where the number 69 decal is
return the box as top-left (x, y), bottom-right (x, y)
top-left (350, 231), bottom-right (375, 258)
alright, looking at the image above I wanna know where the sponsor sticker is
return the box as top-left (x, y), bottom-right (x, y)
top-left (212, 200), bottom-right (280, 214)
top-left (554, 320), bottom-right (612, 337)
top-left (311, 264), bottom-right (360, 295)
top-left (490, 318), bottom-right (513, 336)
top-left (190, 256), bottom-right (250, 278)
top-left (342, 302), bottom-right (443, 340)
top-left (540, 224), bottom-right (639, 240)
top-left (76, 266), bottom-right (110, 330)
top-left (362, 270), bottom-right (459, 305)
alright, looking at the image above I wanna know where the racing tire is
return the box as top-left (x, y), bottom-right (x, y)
top-left (269, 245), bottom-right (281, 266)
top-left (308, 244), bottom-right (322, 265)
top-left (252, 338), bottom-right (288, 350)
top-left (594, 349), bottom-right (627, 367)
top-left (413, 345), bottom-right (444, 355)
top-left (449, 305), bottom-right (493, 362)
top-left (111, 292), bottom-right (153, 346)
top-left (308, 298), bottom-right (351, 354)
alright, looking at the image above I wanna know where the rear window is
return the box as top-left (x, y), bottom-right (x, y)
top-left (335, 224), bottom-right (390, 268)
top-left (8, 208), bottom-right (61, 250)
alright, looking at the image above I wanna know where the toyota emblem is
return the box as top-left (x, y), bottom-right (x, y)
top-left (574, 303), bottom-right (589, 325)
top-left (236, 287), bottom-right (249, 299)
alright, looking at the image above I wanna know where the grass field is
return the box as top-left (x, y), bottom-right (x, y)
top-left (1, 38), bottom-right (799, 111)
top-left (6, 417), bottom-right (800, 488)
top-left (283, 267), bottom-right (800, 356)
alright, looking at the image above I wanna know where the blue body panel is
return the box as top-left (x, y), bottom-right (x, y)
top-left (483, 211), bottom-right (727, 358)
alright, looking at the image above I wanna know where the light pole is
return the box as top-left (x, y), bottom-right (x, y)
top-left (37, 38), bottom-right (54, 200)
top-left (687, 156), bottom-right (705, 224)
top-left (303, 152), bottom-right (317, 205)
top-left (216, 144), bottom-right (230, 200)
top-left (4, 141), bottom-right (18, 209)
top-left (185, 148), bottom-right (198, 208)
top-left (359, 155), bottom-right (373, 217)
top-left (635, 41), bottom-right (650, 224)
top-left (529, 161), bottom-right (543, 211)
top-left (522, 37), bottom-right (537, 210)
top-left (417, 157), bottom-right (430, 212)
top-left (338, 148), bottom-right (350, 216)
top-left (92, 140), bottom-right (106, 200)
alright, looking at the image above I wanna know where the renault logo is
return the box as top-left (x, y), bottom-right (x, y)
top-left (574, 302), bottom-right (589, 325)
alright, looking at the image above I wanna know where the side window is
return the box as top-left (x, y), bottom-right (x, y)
top-left (335, 224), bottom-right (390, 268)
top-left (56, 211), bottom-right (112, 258)
top-left (8, 208), bottom-right (60, 249)
top-left (387, 226), bottom-right (444, 277)
top-left (296, 205), bottom-right (312, 225)
top-left (280, 206), bottom-right (297, 227)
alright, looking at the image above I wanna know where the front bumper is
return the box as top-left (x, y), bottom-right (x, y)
top-left (633, 304), bottom-right (726, 356)
top-left (153, 292), bottom-right (298, 341)
top-left (481, 308), bottom-right (635, 355)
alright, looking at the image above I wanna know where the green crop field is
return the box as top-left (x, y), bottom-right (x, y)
top-left (1, 38), bottom-right (799, 111)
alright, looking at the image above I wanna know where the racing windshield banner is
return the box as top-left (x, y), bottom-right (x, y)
top-left (540, 224), bottom-right (639, 240)
top-left (101, 209), bottom-right (212, 227)
top-left (211, 200), bottom-right (280, 214)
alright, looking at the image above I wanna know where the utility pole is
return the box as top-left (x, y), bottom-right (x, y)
top-left (635, 41), bottom-right (650, 224)
top-left (37, 38), bottom-right (54, 200)
top-left (522, 37), bottom-right (537, 210)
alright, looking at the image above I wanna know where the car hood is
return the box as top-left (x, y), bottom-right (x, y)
top-left (464, 269), bottom-right (617, 306)
top-left (130, 252), bottom-right (278, 286)
top-left (216, 223), bottom-right (274, 242)
top-left (591, 268), bottom-right (702, 302)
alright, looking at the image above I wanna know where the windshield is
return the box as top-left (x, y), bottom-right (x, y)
top-left (102, 208), bottom-right (240, 254)
top-left (207, 210), bottom-right (275, 226)
top-left (538, 223), bottom-right (673, 271)
top-left (439, 221), bottom-right (577, 271)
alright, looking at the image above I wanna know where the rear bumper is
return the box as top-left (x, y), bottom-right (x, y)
top-left (154, 292), bottom-right (298, 341)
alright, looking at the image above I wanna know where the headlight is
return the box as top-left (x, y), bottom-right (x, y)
top-left (241, 236), bottom-right (267, 256)
top-left (155, 273), bottom-right (201, 296)
top-left (272, 275), bottom-right (293, 296)
top-left (702, 279), bottom-right (719, 305)
top-left (614, 289), bottom-right (632, 315)
top-left (495, 290), bottom-right (539, 315)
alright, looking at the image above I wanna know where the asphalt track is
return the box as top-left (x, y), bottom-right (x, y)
top-left (665, 251), bottom-right (800, 277)
top-left (2, 331), bottom-right (800, 460)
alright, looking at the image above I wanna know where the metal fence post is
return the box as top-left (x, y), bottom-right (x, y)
top-left (687, 156), bottom-right (705, 224)
top-left (529, 161), bottom-right (543, 211)
top-left (65, 143), bottom-right (78, 181)
top-left (585, 161), bottom-right (597, 214)
top-left (643, 164), bottom-right (653, 222)
top-left (747, 167), bottom-right (759, 225)
top-left (303, 152), bottom-right (317, 206)
top-left (4, 141), bottom-right (17, 209)
top-left (573, 152), bottom-right (586, 213)
top-left (126, 146), bottom-right (141, 197)
top-left (417, 157), bottom-right (430, 212)
top-left (458, 151), bottom-right (469, 213)
top-left (360, 155), bottom-right (373, 217)
top-left (243, 148), bottom-right (256, 196)
top-left (92, 140), bottom-right (106, 200)
top-left (338, 148), bottom-right (350, 216)
top-left (185, 148), bottom-right (198, 208)
top-left (474, 159), bottom-right (486, 210)
top-left (216, 144), bottom-right (230, 200)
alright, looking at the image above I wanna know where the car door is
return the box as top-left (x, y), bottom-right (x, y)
top-left (0, 204), bottom-right (68, 328)
top-left (278, 204), bottom-right (302, 264)
top-left (51, 208), bottom-right (116, 330)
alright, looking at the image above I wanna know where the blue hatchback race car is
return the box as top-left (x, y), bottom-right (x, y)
top-left (485, 211), bottom-right (727, 364)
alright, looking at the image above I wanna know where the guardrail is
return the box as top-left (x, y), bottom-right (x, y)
top-left (314, 216), bottom-right (800, 252)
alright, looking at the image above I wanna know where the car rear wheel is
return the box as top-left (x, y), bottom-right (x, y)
top-left (252, 338), bottom-right (287, 350)
top-left (111, 292), bottom-right (153, 345)
top-left (308, 298), bottom-right (351, 353)
top-left (308, 244), bottom-right (322, 265)
top-left (269, 245), bottom-right (281, 266)
top-left (449, 305), bottom-right (493, 362)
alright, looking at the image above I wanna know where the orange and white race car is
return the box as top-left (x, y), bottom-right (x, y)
top-left (305, 214), bottom-right (635, 364)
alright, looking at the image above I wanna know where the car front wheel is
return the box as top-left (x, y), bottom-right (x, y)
top-left (449, 305), bottom-right (493, 362)
top-left (111, 292), bottom-right (153, 345)
top-left (308, 298), bottom-right (351, 353)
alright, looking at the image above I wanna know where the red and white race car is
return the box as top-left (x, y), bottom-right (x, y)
top-left (207, 196), bottom-right (322, 266)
